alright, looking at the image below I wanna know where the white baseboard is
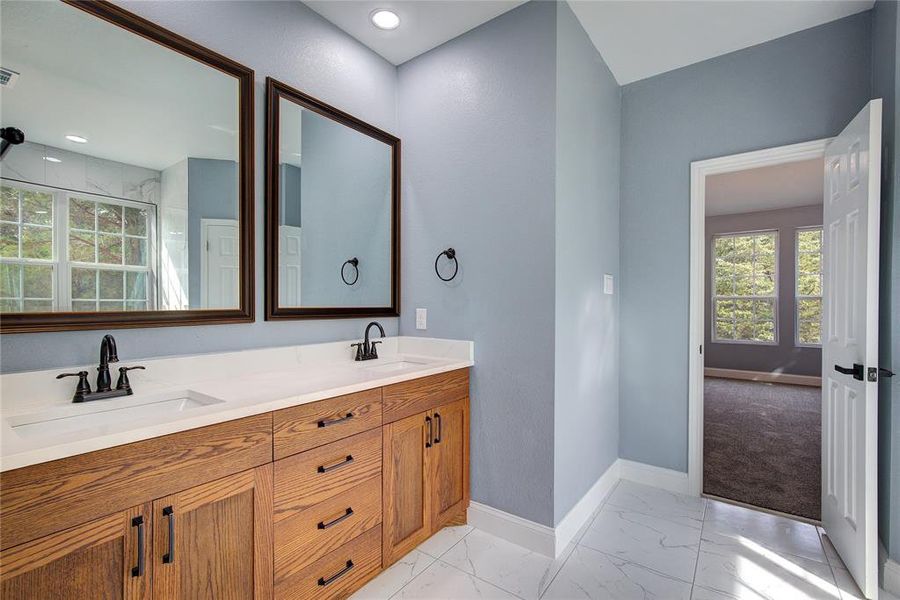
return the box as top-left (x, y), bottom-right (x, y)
top-left (619, 459), bottom-right (691, 495)
top-left (554, 459), bottom-right (621, 554)
top-left (705, 367), bottom-right (821, 387)
top-left (881, 542), bottom-right (900, 596)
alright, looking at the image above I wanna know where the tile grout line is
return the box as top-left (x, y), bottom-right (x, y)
top-left (387, 527), bottom-right (475, 600)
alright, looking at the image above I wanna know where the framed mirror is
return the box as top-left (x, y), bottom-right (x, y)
top-left (265, 78), bottom-right (399, 320)
top-left (0, 0), bottom-right (254, 333)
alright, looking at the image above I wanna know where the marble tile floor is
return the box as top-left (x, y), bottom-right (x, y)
top-left (351, 480), bottom-right (898, 600)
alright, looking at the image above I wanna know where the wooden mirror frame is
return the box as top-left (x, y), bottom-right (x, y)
top-left (1, 0), bottom-right (255, 334)
top-left (265, 77), bottom-right (400, 320)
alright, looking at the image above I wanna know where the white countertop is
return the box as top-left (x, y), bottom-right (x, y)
top-left (0, 336), bottom-right (474, 472)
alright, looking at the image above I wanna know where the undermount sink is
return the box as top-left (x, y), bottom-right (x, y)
top-left (364, 360), bottom-right (430, 373)
top-left (8, 390), bottom-right (224, 438)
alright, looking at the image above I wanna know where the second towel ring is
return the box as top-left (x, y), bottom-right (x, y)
top-left (434, 248), bottom-right (458, 282)
top-left (341, 257), bottom-right (359, 285)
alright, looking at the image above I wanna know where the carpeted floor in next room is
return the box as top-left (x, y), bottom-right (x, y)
top-left (703, 377), bottom-right (821, 520)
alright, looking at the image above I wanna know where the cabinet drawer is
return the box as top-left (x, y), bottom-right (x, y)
top-left (382, 368), bottom-right (469, 423)
top-left (274, 525), bottom-right (382, 600)
top-left (274, 428), bottom-right (381, 514)
top-left (274, 388), bottom-right (382, 460)
top-left (275, 476), bottom-right (381, 578)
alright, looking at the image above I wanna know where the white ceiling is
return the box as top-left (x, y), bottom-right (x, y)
top-left (705, 158), bottom-right (824, 217)
top-left (305, 0), bottom-right (525, 65)
top-left (568, 0), bottom-right (874, 84)
top-left (0, 1), bottom-right (239, 171)
top-left (306, 0), bottom-right (873, 81)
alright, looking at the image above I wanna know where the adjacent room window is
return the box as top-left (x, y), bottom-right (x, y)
top-left (796, 227), bottom-right (823, 346)
top-left (0, 181), bottom-right (155, 313)
top-left (712, 230), bottom-right (778, 343)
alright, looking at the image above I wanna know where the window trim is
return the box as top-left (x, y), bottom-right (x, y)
top-left (795, 225), bottom-right (823, 348)
top-left (710, 228), bottom-right (780, 346)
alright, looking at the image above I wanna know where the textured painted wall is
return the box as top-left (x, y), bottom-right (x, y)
top-left (0, 0), bottom-right (399, 373)
top-left (553, 1), bottom-right (620, 525)
top-left (397, 1), bottom-right (558, 526)
top-left (619, 13), bottom-right (873, 471)
top-left (704, 204), bottom-right (823, 377)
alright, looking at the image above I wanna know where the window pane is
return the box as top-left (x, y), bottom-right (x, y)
top-left (125, 237), bottom-right (146, 266)
top-left (754, 274), bottom-right (775, 295)
top-left (1, 223), bottom-right (19, 258)
top-left (755, 299), bottom-right (775, 321)
top-left (798, 273), bottom-right (821, 296)
top-left (756, 234), bottom-right (776, 254)
top-left (97, 203), bottom-right (123, 234)
top-left (69, 198), bottom-right (95, 230)
top-left (0, 299), bottom-right (21, 312)
top-left (0, 263), bottom-right (21, 298)
top-left (69, 231), bottom-right (96, 262)
top-left (799, 320), bottom-right (821, 345)
top-left (716, 320), bottom-right (735, 340)
top-left (124, 207), bottom-right (147, 236)
top-left (798, 229), bottom-right (821, 252)
top-left (99, 270), bottom-right (124, 300)
top-left (1, 186), bottom-right (18, 222)
top-left (21, 226), bottom-right (52, 260)
top-left (755, 321), bottom-right (775, 342)
top-left (715, 300), bottom-right (733, 320)
top-left (734, 275), bottom-right (752, 296)
top-left (97, 234), bottom-right (122, 264)
top-left (126, 271), bottom-right (147, 300)
top-left (22, 191), bottom-right (52, 226)
top-left (99, 300), bottom-right (124, 312)
top-left (798, 252), bottom-right (821, 274)
top-left (714, 238), bottom-right (734, 263)
top-left (733, 236), bottom-right (753, 259)
top-left (71, 300), bottom-right (97, 312)
top-left (715, 266), bottom-right (732, 295)
top-left (125, 300), bottom-right (147, 311)
top-left (71, 268), bottom-right (97, 300)
top-left (757, 251), bottom-right (775, 273)
top-left (798, 298), bottom-right (822, 321)
top-left (22, 299), bottom-right (52, 312)
top-left (23, 265), bottom-right (53, 298)
top-left (735, 320), bottom-right (755, 340)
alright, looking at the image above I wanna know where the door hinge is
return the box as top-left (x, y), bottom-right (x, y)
top-left (869, 367), bottom-right (896, 382)
top-left (699, 345), bottom-right (703, 355)
top-left (206, 240), bottom-right (210, 252)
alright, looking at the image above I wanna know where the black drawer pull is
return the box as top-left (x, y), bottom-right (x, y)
top-left (131, 515), bottom-right (145, 577)
top-left (318, 560), bottom-right (354, 586)
top-left (318, 413), bottom-right (354, 428)
top-left (318, 507), bottom-right (354, 530)
top-left (162, 506), bottom-right (175, 564)
top-left (434, 412), bottom-right (442, 444)
top-left (318, 455), bottom-right (354, 474)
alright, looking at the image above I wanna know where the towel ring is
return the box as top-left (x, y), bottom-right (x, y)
top-left (341, 257), bottom-right (359, 286)
top-left (434, 248), bottom-right (458, 282)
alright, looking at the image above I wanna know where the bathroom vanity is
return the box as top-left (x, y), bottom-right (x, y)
top-left (0, 338), bottom-right (472, 599)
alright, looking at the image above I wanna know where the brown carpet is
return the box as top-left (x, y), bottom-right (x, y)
top-left (703, 377), bottom-right (821, 520)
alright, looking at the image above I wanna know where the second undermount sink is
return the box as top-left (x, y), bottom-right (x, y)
top-left (364, 359), bottom-right (430, 373)
top-left (7, 390), bottom-right (224, 438)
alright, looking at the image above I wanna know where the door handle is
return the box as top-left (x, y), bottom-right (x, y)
top-left (131, 515), bottom-right (145, 577)
top-left (425, 416), bottom-right (433, 448)
top-left (162, 506), bottom-right (175, 564)
top-left (434, 412), bottom-right (442, 444)
top-left (834, 363), bottom-right (864, 381)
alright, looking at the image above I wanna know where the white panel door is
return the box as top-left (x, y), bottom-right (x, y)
top-left (822, 99), bottom-right (881, 599)
top-left (278, 225), bottom-right (302, 306)
top-left (201, 219), bottom-right (239, 309)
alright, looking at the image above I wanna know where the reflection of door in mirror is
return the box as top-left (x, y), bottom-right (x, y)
top-left (279, 226), bottom-right (302, 306)
top-left (201, 219), bottom-right (239, 309)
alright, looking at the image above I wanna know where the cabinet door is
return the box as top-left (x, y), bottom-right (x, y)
top-left (382, 411), bottom-right (432, 567)
top-left (152, 464), bottom-right (273, 600)
top-left (1, 503), bottom-right (150, 600)
top-left (430, 397), bottom-right (470, 530)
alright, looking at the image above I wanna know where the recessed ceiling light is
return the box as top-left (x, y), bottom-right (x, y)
top-left (43, 156), bottom-right (61, 163)
top-left (65, 134), bottom-right (87, 143)
top-left (370, 9), bottom-right (400, 30)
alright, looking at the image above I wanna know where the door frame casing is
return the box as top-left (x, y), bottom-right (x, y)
top-left (687, 138), bottom-right (831, 495)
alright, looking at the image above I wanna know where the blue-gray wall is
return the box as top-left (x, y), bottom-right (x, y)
top-left (553, 1), bottom-right (620, 525)
top-left (872, 0), bottom-right (900, 562)
top-left (704, 205), bottom-right (823, 377)
top-left (299, 110), bottom-right (392, 307)
top-left (619, 13), bottom-right (873, 471)
top-left (187, 158), bottom-right (238, 308)
top-left (0, 0), bottom-right (399, 372)
top-left (397, 1), bottom-right (558, 526)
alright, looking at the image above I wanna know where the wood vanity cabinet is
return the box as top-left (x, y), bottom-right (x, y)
top-left (382, 372), bottom-right (470, 567)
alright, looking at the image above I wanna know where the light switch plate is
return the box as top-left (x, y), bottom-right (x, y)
top-left (416, 308), bottom-right (427, 330)
top-left (603, 274), bottom-right (614, 295)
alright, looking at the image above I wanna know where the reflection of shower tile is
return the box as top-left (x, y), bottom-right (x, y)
top-left (0, 141), bottom-right (46, 184)
top-left (45, 148), bottom-right (86, 190)
top-left (86, 156), bottom-right (123, 197)
top-left (124, 165), bottom-right (161, 204)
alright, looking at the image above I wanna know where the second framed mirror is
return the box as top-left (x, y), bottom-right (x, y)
top-left (265, 78), bottom-right (399, 320)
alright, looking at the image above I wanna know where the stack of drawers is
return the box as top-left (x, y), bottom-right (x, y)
top-left (272, 388), bottom-right (385, 600)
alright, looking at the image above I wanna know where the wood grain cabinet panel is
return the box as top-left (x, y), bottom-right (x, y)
top-left (275, 526), bottom-right (382, 600)
top-left (382, 369), bottom-right (469, 424)
top-left (430, 397), bottom-right (470, 530)
top-left (274, 388), bottom-right (382, 460)
top-left (0, 503), bottom-right (151, 600)
top-left (0, 413), bottom-right (272, 551)
top-left (151, 465), bottom-right (273, 600)
top-left (274, 428), bottom-right (382, 515)
top-left (275, 476), bottom-right (382, 579)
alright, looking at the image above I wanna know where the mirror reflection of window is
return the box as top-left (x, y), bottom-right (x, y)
top-left (0, 0), bottom-right (241, 314)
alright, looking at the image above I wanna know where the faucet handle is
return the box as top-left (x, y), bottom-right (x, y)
top-left (370, 341), bottom-right (382, 359)
top-left (116, 366), bottom-right (145, 392)
top-left (56, 371), bottom-right (91, 402)
top-left (350, 343), bottom-right (364, 361)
